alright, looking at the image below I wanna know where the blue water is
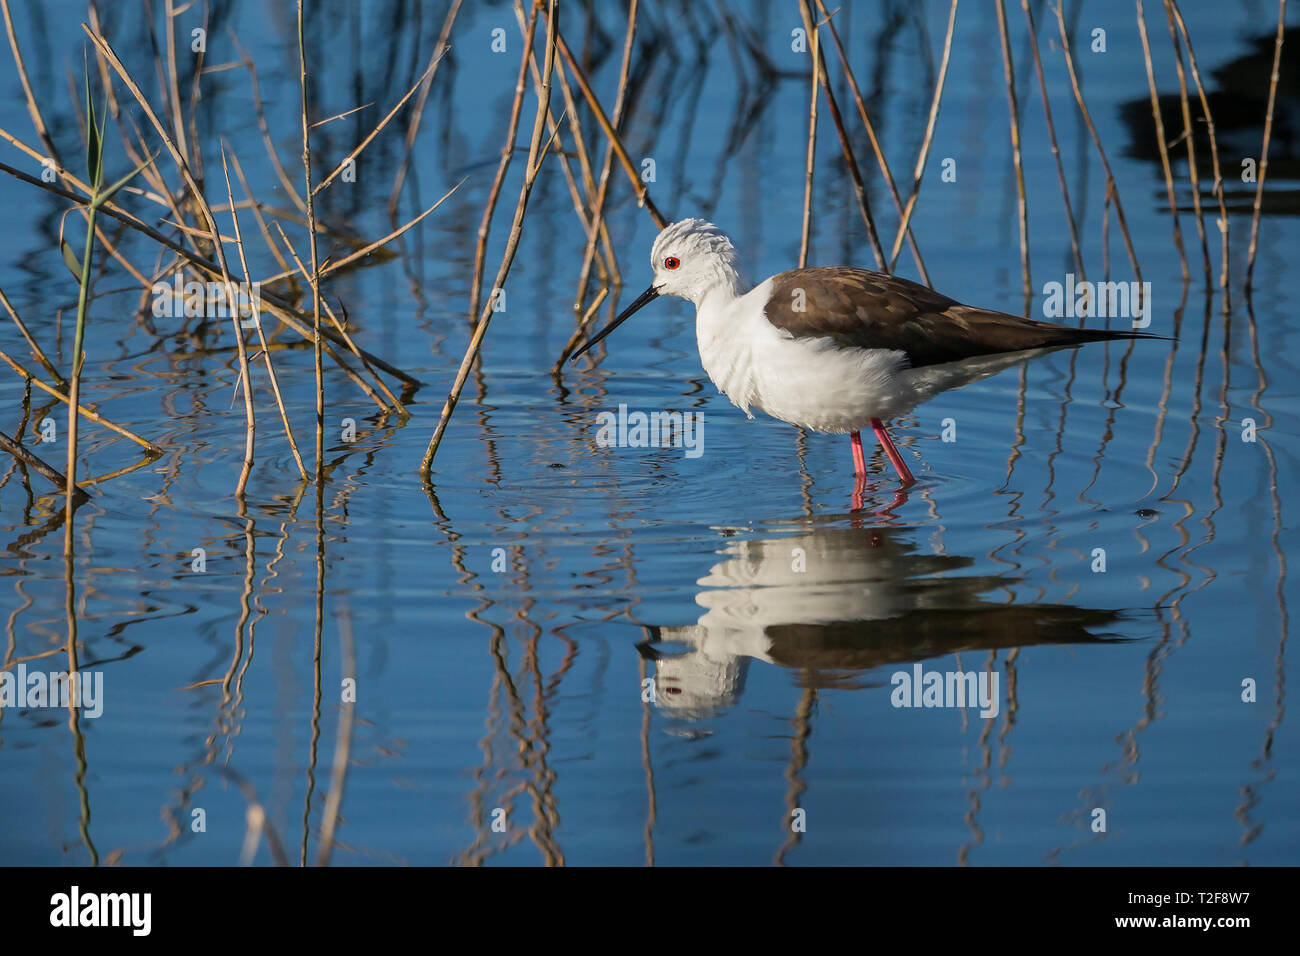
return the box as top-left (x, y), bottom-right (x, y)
top-left (0, 0), bottom-right (1296, 865)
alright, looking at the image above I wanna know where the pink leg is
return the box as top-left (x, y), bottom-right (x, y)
top-left (849, 430), bottom-right (867, 476)
top-left (871, 418), bottom-right (915, 485)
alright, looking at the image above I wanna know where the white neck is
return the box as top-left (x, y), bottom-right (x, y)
top-left (685, 261), bottom-right (750, 309)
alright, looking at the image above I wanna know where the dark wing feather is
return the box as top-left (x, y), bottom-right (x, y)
top-left (764, 267), bottom-right (1158, 368)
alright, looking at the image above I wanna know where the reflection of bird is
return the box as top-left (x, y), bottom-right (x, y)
top-left (639, 523), bottom-right (1125, 718)
top-left (574, 220), bottom-right (1162, 485)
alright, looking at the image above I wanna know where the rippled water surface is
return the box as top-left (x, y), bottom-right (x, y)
top-left (0, 0), bottom-right (1296, 865)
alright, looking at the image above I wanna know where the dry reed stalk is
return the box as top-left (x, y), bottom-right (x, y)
top-left (1, 0), bottom-right (59, 164)
top-left (469, 0), bottom-right (543, 321)
top-left (0, 96), bottom-right (161, 291)
top-left (262, 179), bottom-right (462, 284)
top-left (183, 7), bottom-right (207, 174)
top-left (1160, 3), bottom-right (1210, 282)
top-left (1246, 0), bottom-right (1286, 289)
top-left (0, 429), bottom-right (90, 504)
top-left (799, 12), bottom-right (819, 269)
top-left (226, 149), bottom-right (299, 290)
top-left (555, 31), bottom-right (667, 229)
top-left (309, 102), bottom-right (375, 130)
top-left (800, 0), bottom-right (886, 269)
top-left (889, 0), bottom-right (959, 271)
top-left (65, 212), bottom-right (152, 289)
top-left (994, 0), bottom-right (1030, 297)
top-left (82, 23), bottom-right (257, 492)
top-left (296, 1), bottom-right (325, 479)
top-left (388, 0), bottom-right (463, 219)
top-left (163, 0), bottom-right (190, 168)
top-left (1053, 2), bottom-right (1143, 284)
top-left (511, 0), bottom-right (612, 296)
top-left (271, 221), bottom-right (400, 410)
top-left (1165, 0), bottom-right (1229, 294)
top-left (219, 147), bottom-right (309, 481)
top-left (0, 155), bottom-right (418, 389)
top-left (0, 287), bottom-right (64, 385)
top-left (550, 56), bottom-right (618, 287)
top-left (554, 285), bottom-right (609, 370)
top-left (230, 29), bottom-right (306, 213)
top-left (313, 47), bottom-right (448, 196)
top-left (572, 0), bottom-right (638, 314)
top-left (1136, 0), bottom-right (1189, 280)
top-left (421, 0), bottom-right (559, 477)
top-left (0, 346), bottom-right (160, 452)
top-left (1019, 0), bottom-right (1084, 280)
top-left (813, 0), bottom-right (930, 284)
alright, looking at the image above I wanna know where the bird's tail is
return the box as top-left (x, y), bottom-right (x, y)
top-left (949, 305), bottom-right (1174, 355)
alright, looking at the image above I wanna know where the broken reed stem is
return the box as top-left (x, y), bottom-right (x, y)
top-left (227, 148), bottom-right (298, 286)
top-left (512, 0), bottom-right (613, 299)
top-left (219, 146), bottom-right (308, 481)
top-left (1136, 0), bottom-right (1189, 280)
top-left (0, 429), bottom-right (89, 504)
top-left (994, 0), bottom-right (1030, 298)
top-left (889, 0), bottom-right (959, 271)
top-left (1165, 0), bottom-right (1229, 296)
top-left (800, 0), bottom-right (886, 270)
top-left (550, 53), bottom-right (618, 289)
top-left (0, 346), bottom-right (159, 452)
top-left (1160, 2), bottom-right (1210, 283)
top-left (82, 22), bottom-right (257, 494)
top-left (1020, 0), bottom-right (1084, 281)
top-left (387, 0), bottom-right (463, 219)
top-left (271, 221), bottom-right (399, 410)
top-left (0, 287), bottom-right (63, 385)
top-left (544, 58), bottom-right (611, 301)
top-left (812, 0), bottom-right (929, 284)
top-left (262, 179), bottom-right (462, 284)
top-left (799, 15), bottom-right (818, 269)
top-left (2, 0), bottom-right (60, 166)
top-left (313, 46), bottom-right (448, 196)
top-left (230, 29), bottom-right (306, 214)
top-left (555, 285), bottom-right (608, 370)
top-left (555, 30), bottom-right (667, 229)
top-left (469, 0), bottom-right (542, 321)
top-left (422, 0), bottom-right (558, 477)
top-left (572, 0), bottom-right (637, 315)
top-left (1053, 2), bottom-right (1142, 284)
top-left (298, 0), bottom-right (324, 479)
top-left (1246, 0), bottom-right (1286, 289)
top-left (163, 0), bottom-right (190, 168)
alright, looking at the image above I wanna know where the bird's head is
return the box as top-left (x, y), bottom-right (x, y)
top-left (571, 218), bottom-right (746, 362)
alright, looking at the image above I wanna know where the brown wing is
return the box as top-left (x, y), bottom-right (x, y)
top-left (764, 267), bottom-right (1154, 368)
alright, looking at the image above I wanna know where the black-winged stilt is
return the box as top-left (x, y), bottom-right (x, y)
top-left (573, 219), bottom-right (1163, 486)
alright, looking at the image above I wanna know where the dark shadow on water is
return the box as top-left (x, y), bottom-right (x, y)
top-left (1119, 26), bottom-right (1300, 212)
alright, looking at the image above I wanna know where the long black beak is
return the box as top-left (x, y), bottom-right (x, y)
top-left (570, 284), bottom-right (660, 362)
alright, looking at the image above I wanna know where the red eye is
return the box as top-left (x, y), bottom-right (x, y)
top-left (664, 256), bottom-right (680, 270)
